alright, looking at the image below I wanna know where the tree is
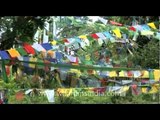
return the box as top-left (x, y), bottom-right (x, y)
top-left (0, 16), bottom-right (50, 50)
top-left (131, 38), bottom-right (159, 69)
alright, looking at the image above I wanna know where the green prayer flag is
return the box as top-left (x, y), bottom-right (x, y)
top-left (37, 59), bottom-right (44, 69)
top-left (86, 35), bottom-right (94, 41)
top-left (149, 70), bottom-right (154, 80)
top-left (16, 48), bottom-right (28, 56)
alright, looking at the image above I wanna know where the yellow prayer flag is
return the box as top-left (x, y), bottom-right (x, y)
top-left (119, 71), bottom-right (125, 77)
top-left (153, 69), bottom-right (160, 81)
top-left (141, 70), bottom-right (149, 78)
top-left (85, 55), bottom-right (90, 61)
top-left (29, 57), bottom-right (37, 68)
top-left (109, 71), bottom-right (117, 77)
top-left (116, 86), bottom-right (129, 94)
top-left (147, 22), bottom-right (157, 29)
top-left (51, 40), bottom-right (57, 45)
top-left (79, 35), bottom-right (87, 39)
top-left (122, 86), bottom-right (130, 92)
top-left (57, 88), bottom-right (73, 97)
top-left (8, 49), bottom-right (21, 58)
top-left (149, 85), bottom-right (158, 93)
top-left (141, 88), bottom-right (147, 93)
top-left (113, 28), bottom-right (121, 38)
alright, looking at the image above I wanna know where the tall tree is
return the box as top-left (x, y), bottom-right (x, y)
top-left (0, 16), bottom-right (50, 50)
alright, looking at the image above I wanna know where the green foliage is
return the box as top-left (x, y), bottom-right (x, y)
top-left (131, 38), bottom-right (159, 69)
top-left (0, 16), bottom-right (50, 50)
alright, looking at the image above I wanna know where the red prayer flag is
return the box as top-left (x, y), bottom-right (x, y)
top-left (129, 26), bottom-right (136, 31)
top-left (63, 39), bottom-right (69, 43)
top-left (91, 34), bottom-right (99, 40)
top-left (127, 71), bottom-right (133, 77)
top-left (110, 21), bottom-right (123, 26)
top-left (23, 43), bottom-right (35, 55)
top-left (75, 57), bottom-right (78, 64)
